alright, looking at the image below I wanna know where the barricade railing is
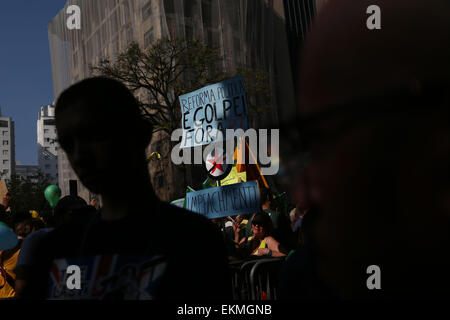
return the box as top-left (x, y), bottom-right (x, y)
top-left (229, 257), bottom-right (286, 300)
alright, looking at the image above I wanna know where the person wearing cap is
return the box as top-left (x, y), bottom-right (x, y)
top-left (234, 212), bottom-right (289, 259)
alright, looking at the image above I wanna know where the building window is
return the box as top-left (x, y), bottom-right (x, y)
top-left (142, 1), bottom-right (152, 21)
top-left (144, 27), bottom-right (154, 48)
top-left (3, 140), bottom-right (8, 146)
top-left (45, 164), bottom-right (51, 169)
top-left (0, 120), bottom-right (8, 128)
top-left (44, 119), bottom-right (55, 126)
top-left (44, 129), bottom-right (49, 134)
top-left (3, 160), bottom-right (8, 165)
top-left (2, 150), bottom-right (7, 156)
top-left (2, 131), bottom-right (8, 136)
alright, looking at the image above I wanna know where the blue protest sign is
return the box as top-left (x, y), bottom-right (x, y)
top-left (179, 75), bottom-right (249, 148)
top-left (185, 181), bottom-right (260, 219)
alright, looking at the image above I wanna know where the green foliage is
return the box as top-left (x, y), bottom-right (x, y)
top-left (90, 38), bottom-right (271, 136)
top-left (6, 171), bottom-right (53, 215)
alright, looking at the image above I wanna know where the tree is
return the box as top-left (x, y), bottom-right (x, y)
top-left (90, 38), bottom-right (271, 135)
top-left (90, 38), bottom-right (272, 199)
top-left (6, 171), bottom-right (53, 215)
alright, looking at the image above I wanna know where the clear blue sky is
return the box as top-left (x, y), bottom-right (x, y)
top-left (0, 0), bottom-right (67, 165)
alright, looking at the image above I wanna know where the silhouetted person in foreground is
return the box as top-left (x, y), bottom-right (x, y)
top-left (23, 77), bottom-right (231, 300)
top-left (281, 0), bottom-right (450, 299)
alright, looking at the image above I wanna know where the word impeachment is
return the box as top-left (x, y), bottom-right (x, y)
top-left (185, 181), bottom-right (260, 219)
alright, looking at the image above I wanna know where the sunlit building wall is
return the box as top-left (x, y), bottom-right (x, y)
top-left (48, 0), bottom-right (295, 201)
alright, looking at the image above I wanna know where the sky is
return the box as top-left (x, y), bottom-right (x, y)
top-left (0, 0), bottom-right (67, 165)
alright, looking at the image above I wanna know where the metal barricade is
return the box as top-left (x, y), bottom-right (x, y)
top-left (229, 257), bottom-right (286, 300)
top-left (249, 257), bottom-right (285, 300)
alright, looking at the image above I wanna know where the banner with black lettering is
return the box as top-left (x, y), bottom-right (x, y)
top-left (179, 75), bottom-right (249, 148)
top-left (184, 181), bottom-right (260, 219)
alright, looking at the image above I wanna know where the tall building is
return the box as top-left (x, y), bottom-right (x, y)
top-left (0, 108), bottom-right (15, 180)
top-left (37, 105), bottom-right (58, 184)
top-left (48, 0), bottom-right (295, 201)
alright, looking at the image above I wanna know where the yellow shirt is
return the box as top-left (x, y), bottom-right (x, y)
top-left (249, 237), bottom-right (267, 255)
top-left (0, 248), bottom-right (20, 299)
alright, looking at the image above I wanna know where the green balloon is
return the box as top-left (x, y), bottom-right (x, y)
top-left (44, 185), bottom-right (61, 208)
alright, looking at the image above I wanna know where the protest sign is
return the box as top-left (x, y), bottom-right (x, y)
top-left (205, 146), bottom-right (232, 180)
top-left (220, 166), bottom-right (247, 186)
top-left (185, 181), bottom-right (260, 219)
top-left (179, 75), bottom-right (249, 148)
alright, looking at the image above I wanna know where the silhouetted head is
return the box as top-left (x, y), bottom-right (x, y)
top-left (55, 77), bottom-right (153, 195)
top-left (295, 0), bottom-right (450, 298)
top-left (251, 212), bottom-right (273, 240)
top-left (49, 195), bottom-right (95, 227)
top-left (259, 188), bottom-right (272, 209)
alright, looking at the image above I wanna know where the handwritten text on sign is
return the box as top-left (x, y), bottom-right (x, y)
top-left (179, 76), bottom-right (249, 148)
top-left (185, 181), bottom-right (260, 219)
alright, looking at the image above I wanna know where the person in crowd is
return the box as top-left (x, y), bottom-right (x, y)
top-left (234, 212), bottom-right (289, 259)
top-left (226, 214), bottom-right (249, 242)
top-left (14, 195), bottom-right (96, 296)
top-left (289, 204), bottom-right (309, 248)
top-left (280, 0), bottom-right (450, 299)
top-left (23, 77), bottom-right (231, 300)
top-left (245, 188), bottom-right (295, 250)
top-left (211, 218), bottom-right (237, 260)
top-left (2, 193), bottom-right (12, 213)
top-left (0, 213), bottom-right (44, 299)
top-left (0, 193), bottom-right (12, 225)
top-left (0, 204), bottom-right (8, 225)
top-left (89, 195), bottom-right (101, 211)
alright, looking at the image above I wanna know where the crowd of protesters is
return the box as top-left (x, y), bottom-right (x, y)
top-left (0, 193), bottom-right (97, 298)
top-left (0, 184), bottom-right (306, 299)
top-left (211, 188), bottom-right (307, 262)
top-left (0, 76), bottom-right (307, 300)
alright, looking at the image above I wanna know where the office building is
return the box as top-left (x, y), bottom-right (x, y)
top-left (0, 108), bottom-right (15, 180)
top-left (48, 0), bottom-right (295, 201)
top-left (37, 105), bottom-right (58, 184)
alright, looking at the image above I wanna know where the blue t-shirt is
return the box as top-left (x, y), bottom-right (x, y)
top-left (17, 228), bottom-right (53, 266)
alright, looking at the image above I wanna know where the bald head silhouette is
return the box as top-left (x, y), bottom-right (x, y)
top-left (294, 0), bottom-right (450, 298)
